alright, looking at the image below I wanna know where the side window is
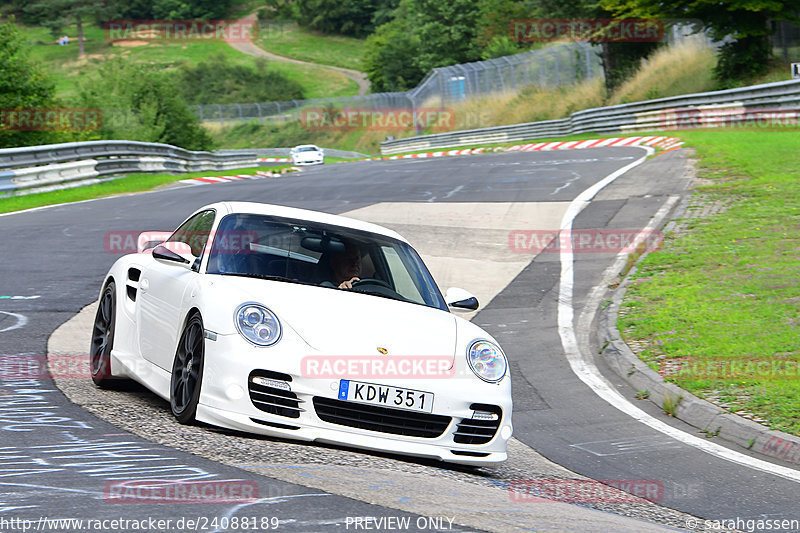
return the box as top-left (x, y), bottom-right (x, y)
top-left (381, 246), bottom-right (424, 303)
top-left (166, 210), bottom-right (216, 259)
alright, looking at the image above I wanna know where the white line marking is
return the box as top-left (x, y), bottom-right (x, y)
top-left (557, 148), bottom-right (800, 483)
top-left (444, 185), bottom-right (464, 199)
top-left (0, 311), bottom-right (27, 333)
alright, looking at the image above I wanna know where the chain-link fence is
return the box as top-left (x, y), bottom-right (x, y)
top-left (191, 42), bottom-right (602, 124)
top-left (772, 20), bottom-right (800, 64)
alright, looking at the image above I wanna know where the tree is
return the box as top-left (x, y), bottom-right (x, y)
top-left (77, 59), bottom-right (212, 150)
top-left (363, 0), bottom-right (488, 90)
top-left (524, 0), bottom-right (661, 92)
top-left (0, 19), bottom-right (60, 148)
top-left (121, 0), bottom-right (234, 19)
top-left (362, 9), bottom-right (426, 91)
top-left (407, 0), bottom-right (485, 72)
top-left (294, 0), bottom-right (396, 37)
top-left (600, 0), bottom-right (800, 84)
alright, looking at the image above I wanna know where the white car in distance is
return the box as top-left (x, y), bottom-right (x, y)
top-left (290, 144), bottom-right (324, 166)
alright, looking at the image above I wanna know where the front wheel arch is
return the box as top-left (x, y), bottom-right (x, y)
top-left (90, 278), bottom-right (118, 387)
top-left (170, 311), bottom-right (205, 424)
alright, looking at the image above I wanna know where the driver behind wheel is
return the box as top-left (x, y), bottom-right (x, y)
top-left (327, 240), bottom-right (362, 289)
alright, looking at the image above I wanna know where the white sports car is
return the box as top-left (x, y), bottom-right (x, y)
top-left (90, 202), bottom-right (512, 464)
top-left (290, 144), bottom-right (324, 166)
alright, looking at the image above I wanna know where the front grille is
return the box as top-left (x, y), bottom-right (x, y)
top-left (453, 404), bottom-right (502, 445)
top-left (248, 370), bottom-right (302, 419)
top-left (313, 397), bottom-right (451, 438)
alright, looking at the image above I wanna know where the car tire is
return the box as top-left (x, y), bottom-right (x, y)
top-left (170, 312), bottom-right (205, 424)
top-left (90, 281), bottom-right (117, 387)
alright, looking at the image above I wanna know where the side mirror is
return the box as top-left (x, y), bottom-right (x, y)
top-left (152, 243), bottom-right (193, 267)
top-left (445, 287), bottom-right (479, 311)
top-left (137, 231), bottom-right (173, 253)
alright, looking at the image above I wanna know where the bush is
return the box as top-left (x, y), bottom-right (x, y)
top-left (714, 36), bottom-right (772, 86)
top-left (179, 54), bottom-right (305, 105)
top-left (77, 59), bottom-right (213, 150)
top-left (0, 19), bottom-right (66, 148)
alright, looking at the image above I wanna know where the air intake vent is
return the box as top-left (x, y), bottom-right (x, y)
top-left (313, 396), bottom-right (451, 438)
top-left (453, 403), bottom-right (502, 445)
top-left (248, 370), bottom-right (301, 419)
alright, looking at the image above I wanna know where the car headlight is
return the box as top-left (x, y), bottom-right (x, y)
top-left (467, 340), bottom-right (507, 382)
top-left (235, 303), bottom-right (281, 346)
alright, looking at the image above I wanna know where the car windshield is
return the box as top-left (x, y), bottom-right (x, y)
top-left (296, 146), bottom-right (319, 152)
top-left (206, 213), bottom-right (447, 311)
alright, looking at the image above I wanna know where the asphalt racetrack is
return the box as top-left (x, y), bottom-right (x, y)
top-left (1, 148), bottom-right (799, 532)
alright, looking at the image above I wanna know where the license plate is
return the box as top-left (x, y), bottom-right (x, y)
top-left (338, 380), bottom-right (434, 413)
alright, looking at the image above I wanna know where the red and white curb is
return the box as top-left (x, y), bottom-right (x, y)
top-left (506, 136), bottom-right (682, 151)
top-left (353, 136), bottom-right (682, 162)
top-left (185, 137), bottom-right (683, 185)
top-left (259, 157), bottom-right (291, 162)
top-left (179, 168), bottom-right (301, 186)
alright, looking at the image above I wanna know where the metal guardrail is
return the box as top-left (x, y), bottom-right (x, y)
top-left (217, 147), bottom-right (369, 159)
top-left (4, 79), bottom-right (797, 192)
top-left (380, 79), bottom-right (800, 154)
top-left (0, 140), bottom-right (259, 194)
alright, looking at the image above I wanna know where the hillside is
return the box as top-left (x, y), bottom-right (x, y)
top-left (16, 17), bottom-right (364, 103)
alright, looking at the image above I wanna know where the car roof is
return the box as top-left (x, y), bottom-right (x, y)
top-left (202, 202), bottom-right (409, 243)
top-left (293, 144), bottom-right (320, 149)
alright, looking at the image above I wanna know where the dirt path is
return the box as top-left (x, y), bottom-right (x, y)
top-left (229, 13), bottom-right (370, 96)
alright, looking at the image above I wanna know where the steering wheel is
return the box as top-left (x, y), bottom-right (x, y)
top-left (351, 278), bottom-right (392, 289)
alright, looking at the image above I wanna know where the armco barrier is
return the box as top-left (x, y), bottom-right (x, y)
top-left (0, 140), bottom-right (259, 194)
top-left (217, 147), bottom-right (369, 159)
top-left (380, 79), bottom-right (800, 154)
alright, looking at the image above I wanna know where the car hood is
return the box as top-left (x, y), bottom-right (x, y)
top-left (211, 276), bottom-right (457, 360)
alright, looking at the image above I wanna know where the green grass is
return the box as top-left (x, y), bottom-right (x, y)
top-left (620, 129), bottom-right (800, 435)
top-left (255, 20), bottom-right (366, 71)
top-left (17, 22), bottom-right (357, 102)
top-left (0, 167), bottom-right (272, 214)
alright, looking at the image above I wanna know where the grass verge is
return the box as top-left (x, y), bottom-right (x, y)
top-left (255, 20), bottom-right (366, 71)
top-left (620, 129), bottom-right (800, 435)
top-left (0, 167), bottom-right (272, 214)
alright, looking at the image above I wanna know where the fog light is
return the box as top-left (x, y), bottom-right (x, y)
top-left (225, 384), bottom-right (244, 400)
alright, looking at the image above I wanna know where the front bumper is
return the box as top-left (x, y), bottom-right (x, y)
top-left (197, 333), bottom-right (513, 465)
top-left (292, 157), bottom-right (324, 166)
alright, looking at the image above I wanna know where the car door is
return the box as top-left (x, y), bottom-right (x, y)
top-left (138, 210), bottom-right (215, 371)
